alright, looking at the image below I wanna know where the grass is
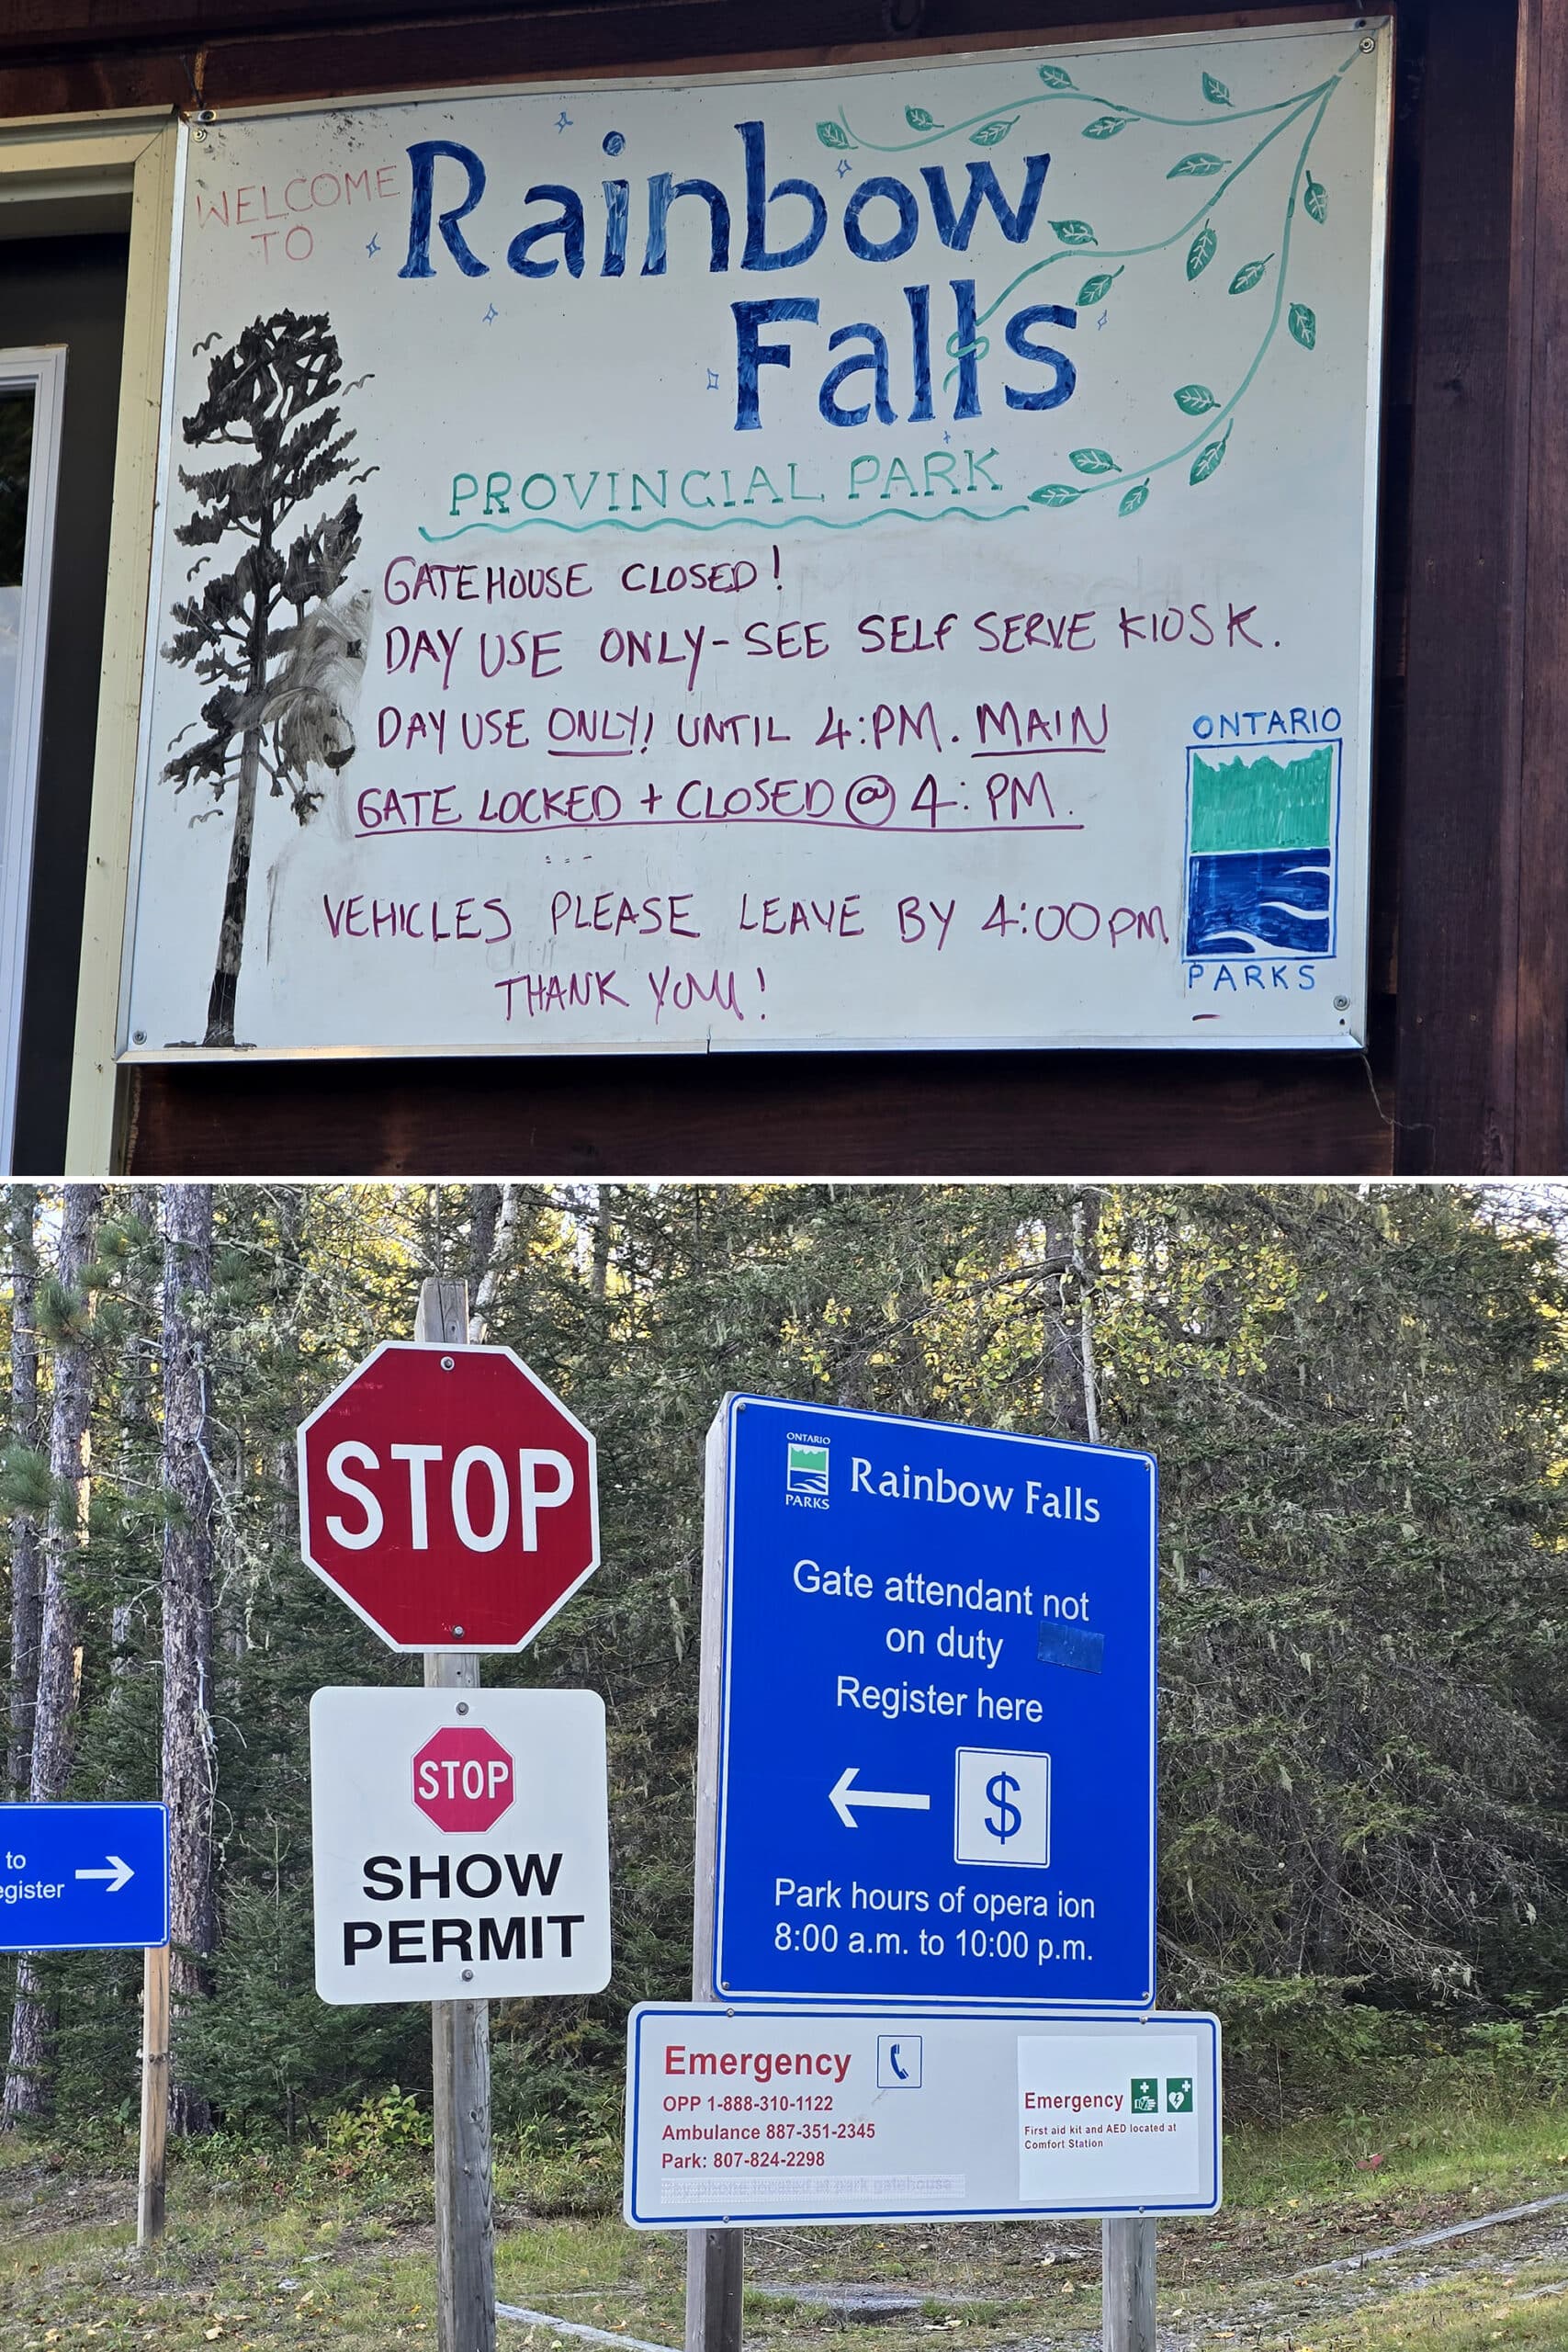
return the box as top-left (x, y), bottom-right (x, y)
top-left (1, 2089), bottom-right (1564, 2352)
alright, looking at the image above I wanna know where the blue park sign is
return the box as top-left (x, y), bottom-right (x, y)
top-left (709, 1396), bottom-right (1156, 2008)
top-left (0, 1804), bottom-right (169, 1951)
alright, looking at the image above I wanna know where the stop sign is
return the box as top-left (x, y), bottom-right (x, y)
top-left (297, 1342), bottom-right (598, 1649)
top-left (412, 1725), bottom-right (515, 1832)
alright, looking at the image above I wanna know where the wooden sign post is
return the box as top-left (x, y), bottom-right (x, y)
top-left (1102, 2215), bottom-right (1156, 2352)
top-left (415, 1275), bottom-right (497, 2352)
top-left (137, 1939), bottom-right (170, 2246)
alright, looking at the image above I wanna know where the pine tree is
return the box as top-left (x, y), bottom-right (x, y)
top-left (6, 1186), bottom-right (39, 1796)
top-left (3, 1184), bottom-right (103, 2124)
top-left (160, 1184), bottom-right (218, 2133)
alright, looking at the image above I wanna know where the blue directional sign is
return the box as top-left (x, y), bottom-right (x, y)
top-left (0, 1804), bottom-right (168, 1951)
top-left (709, 1397), bottom-right (1156, 2009)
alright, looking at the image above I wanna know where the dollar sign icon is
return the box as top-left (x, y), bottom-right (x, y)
top-left (985, 1770), bottom-right (1022, 1844)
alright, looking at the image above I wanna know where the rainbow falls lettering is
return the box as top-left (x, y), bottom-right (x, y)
top-left (400, 124), bottom-right (1078, 437)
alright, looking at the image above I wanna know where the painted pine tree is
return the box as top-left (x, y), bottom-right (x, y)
top-left (162, 311), bottom-right (368, 1046)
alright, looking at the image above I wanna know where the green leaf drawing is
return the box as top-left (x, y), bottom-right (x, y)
top-left (1069, 447), bottom-right (1120, 475)
top-left (1289, 301), bottom-right (1318, 349)
top-left (1168, 152), bottom-right (1228, 177)
top-left (1077, 266), bottom-right (1123, 303)
top-left (1083, 114), bottom-right (1130, 139)
top-left (905, 106), bottom-right (940, 130)
top-left (1037, 63), bottom-right (1076, 88)
top-left (971, 118), bottom-right (1017, 147)
top-left (1304, 174), bottom-right (1328, 225)
top-left (1190, 430), bottom-right (1231, 485)
top-left (1187, 224), bottom-right (1217, 279)
top-left (1052, 219), bottom-right (1099, 245)
top-left (1030, 482), bottom-right (1082, 506)
top-left (1228, 254), bottom-right (1273, 294)
top-left (1174, 383), bottom-right (1219, 415)
top-left (1202, 72), bottom-right (1234, 107)
top-left (1119, 480), bottom-right (1151, 517)
top-left (816, 120), bottom-right (852, 150)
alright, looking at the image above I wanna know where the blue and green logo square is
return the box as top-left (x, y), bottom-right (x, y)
top-left (1184, 740), bottom-right (1339, 960)
top-left (786, 1442), bottom-right (829, 1498)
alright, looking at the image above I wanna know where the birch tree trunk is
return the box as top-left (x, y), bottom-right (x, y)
top-left (3, 1182), bottom-right (103, 2125)
top-left (161, 1183), bottom-right (218, 2136)
top-left (6, 1186), bottom-right (40, 1797)
top-left (470, 1182), bottom-right (523, 1337)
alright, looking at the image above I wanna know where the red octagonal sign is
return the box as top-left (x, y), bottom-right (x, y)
top-left (412, 1726), bottom-right (515, 1832)
top-left (298, 1343), bottom-right (598, 1650)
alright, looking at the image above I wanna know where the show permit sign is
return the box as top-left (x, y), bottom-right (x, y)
top-left (122, 19), bottom-right (1391, 1060)
top-left (310, 1687), bottom-right (612, 2003)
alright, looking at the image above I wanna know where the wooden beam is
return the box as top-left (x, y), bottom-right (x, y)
top-left (124, 1048), bottom-right (1395, 1175)
top-left (1394, 0), bottom-right (1522, 1170)
top-left (1506, 0), bottom-right (1568, 1172)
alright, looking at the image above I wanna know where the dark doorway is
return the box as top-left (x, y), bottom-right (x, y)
top-left (2, 232), bottom-right (128, 1173)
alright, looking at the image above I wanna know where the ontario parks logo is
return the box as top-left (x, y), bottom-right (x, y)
top-left (785, 1438), bottom-right (830, 1510)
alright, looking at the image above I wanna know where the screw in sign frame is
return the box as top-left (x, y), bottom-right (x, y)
top-left (297, 1341), bottom-right (599, 1651)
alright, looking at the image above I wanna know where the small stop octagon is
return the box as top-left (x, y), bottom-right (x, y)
top-left (412, 1726), bottom-right (515, 1833)
top-left (298, 1342), bottom-right (598, 1650)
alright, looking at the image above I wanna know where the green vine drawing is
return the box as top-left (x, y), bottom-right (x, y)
top-left (818, 39), bottom-right (1369, 519)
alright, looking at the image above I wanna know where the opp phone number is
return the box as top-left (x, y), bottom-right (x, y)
top-left (706, 2093), bottom-right (835, 2113)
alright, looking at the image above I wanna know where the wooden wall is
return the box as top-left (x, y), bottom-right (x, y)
top-left (4, 0), bottom-right (1561, 1177)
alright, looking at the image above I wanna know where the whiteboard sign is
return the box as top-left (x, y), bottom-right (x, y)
top-left (624, 2003), bottom-right (1222, 2224)
top-left (123, 20), bottom-right (1390, 1058)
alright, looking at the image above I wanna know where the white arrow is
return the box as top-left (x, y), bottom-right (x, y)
top-left (829, 1767), bottom-right (931, 1828)
top-left (74, 1856), bottom-right (133, 1894)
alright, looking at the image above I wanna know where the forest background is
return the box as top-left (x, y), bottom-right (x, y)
top-left (0, 1181), bottom-right (1564, 2196)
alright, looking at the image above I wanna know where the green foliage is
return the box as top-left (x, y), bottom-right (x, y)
top-left (0, 1440), bottom-right (51, 1516)
top-left (300, 2086), bottom-right (434, 2185)
top-left (3, 1182), bottom-right (1567, 2145)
